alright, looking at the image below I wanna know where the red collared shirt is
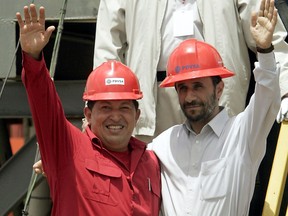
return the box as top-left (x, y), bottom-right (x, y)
top-left (22, 52), bottom-right (161, 216)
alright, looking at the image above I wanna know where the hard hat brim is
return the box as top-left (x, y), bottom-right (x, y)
top-left (83, 92), bottom-right (143, 101)
top-left (159, 67), bottom-right (234, 87)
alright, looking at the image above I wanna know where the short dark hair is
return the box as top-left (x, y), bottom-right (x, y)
top-left (211, 76), bottom-right (222, 87)
top-left (86, 100), bottom-right (139, 110)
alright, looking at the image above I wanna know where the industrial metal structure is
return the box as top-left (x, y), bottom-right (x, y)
top-left (0, 0), bottom-right (99, 215)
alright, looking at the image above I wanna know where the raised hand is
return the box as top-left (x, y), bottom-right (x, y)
top-left (16, 4), bottom-right (55, 59)
top-left (250, 0), bottom-right (278, 49)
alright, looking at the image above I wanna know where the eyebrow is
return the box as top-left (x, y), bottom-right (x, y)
top-left (177, 81), bottom-right (204, 87)
top-left (98, 100), bottom-right (133, 106)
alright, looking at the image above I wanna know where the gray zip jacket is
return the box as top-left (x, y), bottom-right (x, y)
top-left (93, 0), bottom-right (288, 136)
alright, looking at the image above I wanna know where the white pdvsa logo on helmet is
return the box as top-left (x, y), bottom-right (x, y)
top-left (105, 78), bottom-right (125, 85)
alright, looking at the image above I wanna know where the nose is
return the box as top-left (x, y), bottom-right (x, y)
top-left (109, 110), bottom-right (122, 122)
top-left (185, 89), bottom-right (196, 103)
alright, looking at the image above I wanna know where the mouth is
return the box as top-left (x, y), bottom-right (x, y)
top-left (106, 125), bottom-right (124, 130)
top-left (185, 104), bottom-right (201, 110)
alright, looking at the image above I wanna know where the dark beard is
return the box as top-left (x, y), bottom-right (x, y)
top-left (181, 91), bottom-right (218, 123)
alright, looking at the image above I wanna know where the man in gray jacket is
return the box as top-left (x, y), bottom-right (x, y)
top-left (93, 0), bottom-right (288, 144)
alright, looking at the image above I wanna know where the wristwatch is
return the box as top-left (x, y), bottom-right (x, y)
top-left (256, 44), bottom-right (274, 53)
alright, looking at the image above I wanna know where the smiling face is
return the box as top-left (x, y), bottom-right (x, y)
top-left (175, 77), bottom-right (224, 133)
top-left (84, 100), bottom-right (140, 152)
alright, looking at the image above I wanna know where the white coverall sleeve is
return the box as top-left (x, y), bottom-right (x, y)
top-left (93, 0), bottom-right (127, 68)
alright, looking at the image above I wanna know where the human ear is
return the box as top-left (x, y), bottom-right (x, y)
top-left (216, 80), bottom-right (224, 100)
top-left (83, 107), bottom-right (92, 124)
top-left (136, 109), bottom-right (141, 121)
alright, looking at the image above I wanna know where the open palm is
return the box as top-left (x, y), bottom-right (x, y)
top-left (16, 4), bottom-right (55, 59)
top-left (250, 0), bottom-right (277, 49)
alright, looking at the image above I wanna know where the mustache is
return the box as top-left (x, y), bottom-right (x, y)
top-left (183, 100), bottom-right (203, 108)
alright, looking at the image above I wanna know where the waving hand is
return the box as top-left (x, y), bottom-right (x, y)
top-left (16, 4), bottom-right (55, 59)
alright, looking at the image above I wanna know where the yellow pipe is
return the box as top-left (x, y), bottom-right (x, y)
top-left (262, 121), bottom-right (288, 216)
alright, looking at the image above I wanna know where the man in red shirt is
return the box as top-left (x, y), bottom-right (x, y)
top-left (16, 4), bottom-right (161, 215)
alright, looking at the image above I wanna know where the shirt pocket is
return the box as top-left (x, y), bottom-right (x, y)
top-left (200, 158), bottom-right (228, 200)
top-left (150, 177), bottom-right (161, 198)
top-left (83, 158), bottom-right (121, 206)
top-left (143, 152), bottom-right (161, 198)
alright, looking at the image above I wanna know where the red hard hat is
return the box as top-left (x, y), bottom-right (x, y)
top-left (83, 60), bottom-right (143, 101)
top-left (160, 39), bottom-right (234, 87)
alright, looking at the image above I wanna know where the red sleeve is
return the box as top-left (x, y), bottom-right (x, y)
top-left (22, 52), bottom-right (78, 176)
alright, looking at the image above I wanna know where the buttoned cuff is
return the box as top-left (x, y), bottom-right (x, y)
top-left (257, 52), bottom-right (276, 72)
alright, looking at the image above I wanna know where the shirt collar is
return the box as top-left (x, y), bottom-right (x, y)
top-left (208, 107), bottom-right (229, 137)
top-left (183, 107), bottom-right (229, 137)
